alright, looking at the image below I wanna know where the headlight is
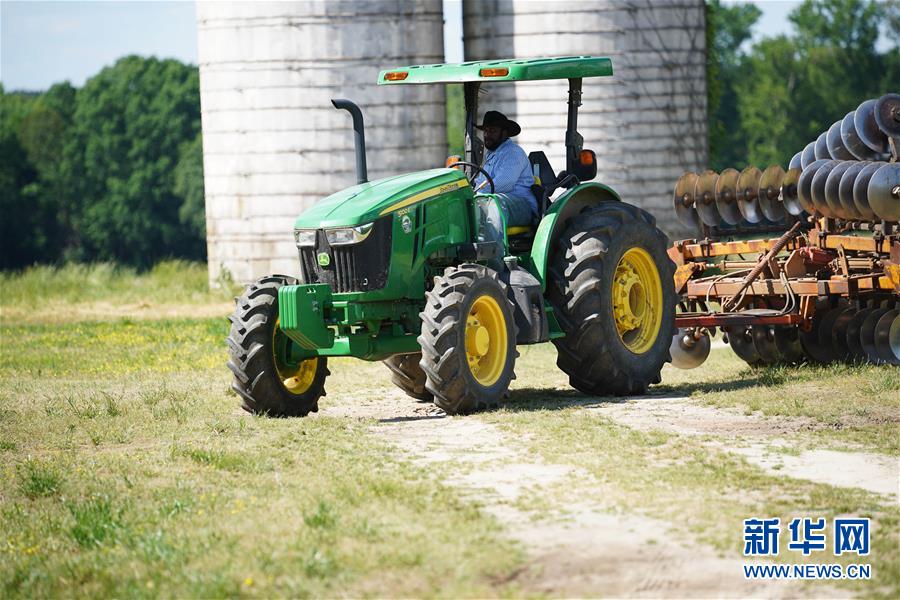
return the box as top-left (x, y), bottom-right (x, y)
top-left (325, 222), bottom-right (374, 246)
top-left (294, 229), bottom-right (317, 247)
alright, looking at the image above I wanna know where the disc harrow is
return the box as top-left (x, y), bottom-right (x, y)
top-left (668, 93), bottom-right (900, 369)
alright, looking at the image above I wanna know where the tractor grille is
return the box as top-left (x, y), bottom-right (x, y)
top-left (298, 217), bottom-right (392, 293)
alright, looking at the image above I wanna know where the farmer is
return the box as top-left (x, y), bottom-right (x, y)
top-left (474, 110), bottom-right (538, 227)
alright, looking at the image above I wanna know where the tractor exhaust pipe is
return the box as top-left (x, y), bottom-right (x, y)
top-left (331, 99), bottom-right (368, 184)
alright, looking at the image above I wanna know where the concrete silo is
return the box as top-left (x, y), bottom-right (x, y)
top-left (197, 0), bottom-right (446, 284)
top-left (463, 0), bottom-right (708, 238)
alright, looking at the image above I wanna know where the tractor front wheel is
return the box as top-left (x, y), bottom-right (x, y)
top-left (548, 202), bottom-right (676, 396)
top-left (418, 264), bottom-right (518, 414)
top-left (226, 275), bottom-right (328, 417)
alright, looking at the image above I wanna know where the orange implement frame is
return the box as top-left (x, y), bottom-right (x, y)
top-left (671, 226), bottom-right (899, 330)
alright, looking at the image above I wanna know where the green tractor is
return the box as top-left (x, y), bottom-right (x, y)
top-left (227, 56), bottom-right (676, 416)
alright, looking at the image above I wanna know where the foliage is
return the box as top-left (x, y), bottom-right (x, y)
top-left (64, 56), bottom-right (203, 268)
top-left (707, 0), bottom-right (899, 170)
top-left (0, 56), bottom-right (204, 270)
top-left (706, 0), bottom-right (762, 171)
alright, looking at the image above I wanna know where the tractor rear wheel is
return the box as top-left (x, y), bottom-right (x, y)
top-left (548, 202), bottom-right (676, 396)
top-left (418, 264), bottom-right (518, 414)
top-left (383, 353), bottom-right (432, 401)
top-left (227, 275), bottom-right (328, 417)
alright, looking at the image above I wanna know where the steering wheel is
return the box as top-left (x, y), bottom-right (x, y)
top-left (450, 160), bottom-right (495, 194)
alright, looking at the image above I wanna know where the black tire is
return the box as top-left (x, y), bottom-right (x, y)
top-left (226, 275), bottom-right (328, 417)
top-left (547, 202), bottom-right (676, 396)
top-left (383, 353), bottom-right (432, 401)
top-left (418, 264), bottom-right (518, 415)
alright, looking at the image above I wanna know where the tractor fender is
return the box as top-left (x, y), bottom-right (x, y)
top-left (528, 182), bottom-right (621, 292)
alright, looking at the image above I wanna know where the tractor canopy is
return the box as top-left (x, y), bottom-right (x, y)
top-left (293, 168), bottom-right (468, 229)
top-left (377, 56), bottom-right (613, 85)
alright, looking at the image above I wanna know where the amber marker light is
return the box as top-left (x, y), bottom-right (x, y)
top-left (580, 150), bottom-right (595, 165)
top-left (479, 68), bottom-right (509, 77)
top-left (385, 71), bottom-right (409, 81)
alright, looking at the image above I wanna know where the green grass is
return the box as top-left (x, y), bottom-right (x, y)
top-left (3, 260), bottom-right (897, 596)
top-left (0, 318), bottom-right (226, 377)
top-left (0, 272), bottom-right (525, 596)
top-left (0, 261), bottom-right (239, 324)
top-left (0, 367), bottom-right (524, 597)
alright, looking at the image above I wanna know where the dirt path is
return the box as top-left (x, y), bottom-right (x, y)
top-left (321, 394), bottom-right (837, 597)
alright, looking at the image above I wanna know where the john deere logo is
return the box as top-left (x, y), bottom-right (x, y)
top-left (317, 252), bottom-right (331, 267)
top-left (401, 215), bottom-right (413, 234)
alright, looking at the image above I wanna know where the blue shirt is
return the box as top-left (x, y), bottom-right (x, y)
top-left (474, 138), bottom-right (538, 215)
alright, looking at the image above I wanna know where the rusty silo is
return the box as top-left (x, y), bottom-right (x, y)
top-left (197, 0), bottom-right (446, 284)
top-left (463, 0), bottom-right (708, 238)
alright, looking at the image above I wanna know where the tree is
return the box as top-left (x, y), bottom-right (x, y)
top-left (706, 0), bottom-right (762, 170)
top-left (0, 86), bottom-right (68, 268)
top-left (174, 133), bottom-right (206, 258)
top-left (710, 0), bottom-right (898, 169)
top-left (62, 55), bottom-right (203, 267)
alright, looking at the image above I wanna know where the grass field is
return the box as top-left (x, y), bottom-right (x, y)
top-left (1, 262), bottom-right (898, 597)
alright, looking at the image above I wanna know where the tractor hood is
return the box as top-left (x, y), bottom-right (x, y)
top-left (294, 168), bottom-right (469, 229)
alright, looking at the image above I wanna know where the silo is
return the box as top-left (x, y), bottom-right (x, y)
top-left (197, 0), bottom-right (446, 285)
top-left (464, 0), bottom-right (707, 238)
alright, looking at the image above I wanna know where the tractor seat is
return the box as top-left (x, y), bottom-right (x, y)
top-left (506, 225), bottom-right (534, 236)
top-left (528, 151), bottom-right (559, 215)
top-left (506, 224), bottom-right (535, 254)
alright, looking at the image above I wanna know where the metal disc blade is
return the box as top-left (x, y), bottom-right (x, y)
top-left (874, 93), bottom-right (900, 138)
top-left (736, 166), bottom-right (763, 223)
top-left (800, 141), bottom-right (817, 168)
top-left (814, 132), bottom-right (830, 160)
top-left (751, 325), bottom-right (783, 364)
top-left (813, 306), bottom-right (847, 363)
top-left (758, 165), bottom-right (786, 222)
top-left (854, 99), bottom-right (888, 153)
top-left (826, 120), bottom-right (855, 160)
top-left (801, 303), bottom-right (845, 363)
top-left (860, 308), bottom-right (891, 363)
top-left (810, 160), bottom-right (839, 218)
top-left (836, 161), bottom-right (867, 220)
top-left (673, 171), bottom-right (700, 228)
top-left (853, 162), bottom-right (881, 221)
top-left (694, 170), bottom-right (721, 227)
top-left (798, 159), bottom-right (830, 215)
top-left (873, 309), bottom-right (899, 365)
top-left (726, 326), bottom-right (762, 365)
top-left (715, 168), bottom-right (742, 225)
top-left (846, 307), bottom-right (874, 361)
top-left (781, 167), bottom-right (804, 216)
top-left (868, 163), bottom-right (900, 222)
top-left (669, 328), bottom-right (711, 370)
top-left (800, 316), bottom-right (833, 363)
top-left (830, 307), bottom-right (857, 362)
top-left (824, 161), bottom-right (854, 219)
top-left (841, 111), bottom-right (880, 160)
top-left (889, 312), bottom-right (900, 366)
top-left (773, 326), bottom-right (805, 364)
top-left (789, 151), bottom-right (802, 170)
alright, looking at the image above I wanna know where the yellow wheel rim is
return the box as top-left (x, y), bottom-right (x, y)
top-left (612, 247), bottom-right (663, 354)
top-left (273, 317), bottom-right (318, 395)
top-left (465, 295), bottom-right (508, 386)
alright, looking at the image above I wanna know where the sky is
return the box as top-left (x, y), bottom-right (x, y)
top-left (2, 0), bottom-right (808, 92)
